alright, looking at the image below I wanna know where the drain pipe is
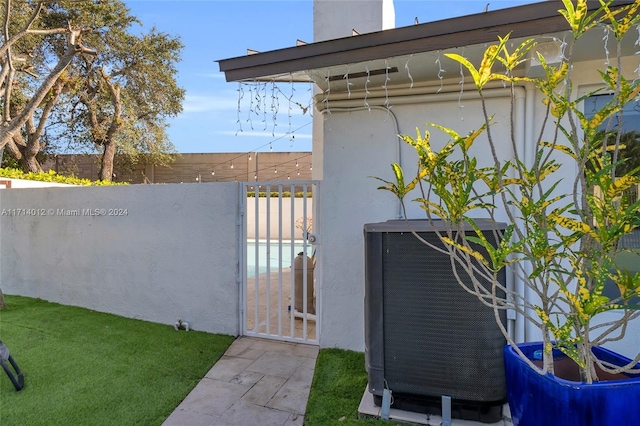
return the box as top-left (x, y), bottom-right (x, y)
top-left (513, 85), bottom-right (529, 344)
top-left (521, 82), bottom-right (537, 344)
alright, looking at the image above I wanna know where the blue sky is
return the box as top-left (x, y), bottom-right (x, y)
top-left (125, 0), bottom-right (532, 153)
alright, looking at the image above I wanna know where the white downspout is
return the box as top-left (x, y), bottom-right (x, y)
top-left (511, 85), bottom-right (529, 344)
top-left (521, 82), bottom-right (537, 343)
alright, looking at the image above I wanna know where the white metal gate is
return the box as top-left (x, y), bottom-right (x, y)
top-left (239, 181), bottom-right (320, 344)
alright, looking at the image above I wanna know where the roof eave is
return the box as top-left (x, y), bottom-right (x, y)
top-left (217, 1), bottom-right (634, 83)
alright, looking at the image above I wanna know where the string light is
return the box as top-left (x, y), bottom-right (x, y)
top-left (383, 59), bottom-right (391, 109)
top-left (436, 51), bottom-right (445, 93)
top-left (405, 55), bottom-right (414, 89)
top-left (262, 82), bottom-right (268, 131)
top-left (288, 74), bottom-right (295, 136)
top-left (226, 153), bottom-right (312, 183)
top-left (225, 79), bottom-right (318, 183)
top-left (247, 84), bottom-right (254, 130)
top-left (344, 66), bottom-right (353, 99)
top-left (271, 81), bottom-right (279, 136)
top-left (207, 122), bottom-right (312, 183)
top-left (323, 69), bottom-right (331, 115)
top-left (236, 82), bottom-right (244, 136)
top-left (364, 64), bottom-right (371, 112)
top-left (602, 26), bottom-right (611, 66)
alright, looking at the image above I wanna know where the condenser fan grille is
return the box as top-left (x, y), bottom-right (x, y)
top-left (382, 231), bottom-right (505, 401)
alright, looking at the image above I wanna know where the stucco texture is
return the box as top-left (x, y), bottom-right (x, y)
top-left (0, 183), bottom-right (239, 335)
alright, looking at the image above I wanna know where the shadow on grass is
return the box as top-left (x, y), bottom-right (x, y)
top-left (0, 295), bottom-right (235, 426)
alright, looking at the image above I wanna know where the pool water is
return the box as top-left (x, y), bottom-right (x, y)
top-left (246, 240), bottom-right (310, 277)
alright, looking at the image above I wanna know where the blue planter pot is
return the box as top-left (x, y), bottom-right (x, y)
top-left (504, 342), bottom-right (640, 426)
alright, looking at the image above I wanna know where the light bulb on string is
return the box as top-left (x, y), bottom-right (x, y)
top-left (297, 170), bottom-right (300, 176)
top-left (211, 168), bottom-right (215, 176)
top-left (230, 162), bottom-right (234, 169)
top-left (296, 160), bottom-right (299, 167)
top-left (287, 175), bottom-right (291, 180)
top-left (248, 153), bottom-right (252, 161)
top-left (274, 166), bottom-right (278, 174)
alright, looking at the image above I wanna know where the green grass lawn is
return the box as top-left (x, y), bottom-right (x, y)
top-left (0, 295), bottom-right (235, 426)
top-left (305, 349), bottom-right (383, 425)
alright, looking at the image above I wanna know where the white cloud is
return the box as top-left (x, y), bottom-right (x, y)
top-left (182, 94), bottom-right (238, 113)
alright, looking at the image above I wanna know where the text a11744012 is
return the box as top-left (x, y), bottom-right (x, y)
top-left (0, 208), bottom-right (129, 217)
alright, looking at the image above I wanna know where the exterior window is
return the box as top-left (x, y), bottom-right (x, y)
top-left (585, 93), bottom-right (640, 248)
top-left (584, 93), bottom-right (640, 178)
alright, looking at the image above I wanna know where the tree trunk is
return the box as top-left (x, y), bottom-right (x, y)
top-left (0, 28), bottom-right (94, 151)
top-left (19, 153), bottom-right (42, 172)
top-left (99, 140), bottom-right (116, 181)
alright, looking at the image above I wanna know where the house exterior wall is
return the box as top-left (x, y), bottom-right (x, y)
top-left (317, 95), bottom-right (515, 350)
top-left (316, 56), bottom-right (640, 352)
top-left (312, 0), bottom-right (395, 182)
top-left (0, 183), bottom-right (239, 335)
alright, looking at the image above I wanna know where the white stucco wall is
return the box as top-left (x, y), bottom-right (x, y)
top-left (316, 55), bottom-right (640, 353)
top-left (0, 183), bottom-right (239, 335)
top-left (317, 96), bottom-right (516, 350)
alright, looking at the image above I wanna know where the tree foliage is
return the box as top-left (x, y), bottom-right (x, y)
top-left (0, 0), bottom-right (185, 181)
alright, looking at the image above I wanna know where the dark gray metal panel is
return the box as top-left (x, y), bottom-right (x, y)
top-left (381, 229), bottom-right (506, 402)
top-left (364, 229), bottom-right (385, 397)
top-left (364, 219), bottom-right (507, 407)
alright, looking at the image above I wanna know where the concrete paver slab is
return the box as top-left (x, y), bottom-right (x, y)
top-left (162, 337), bottom-right (319, 426)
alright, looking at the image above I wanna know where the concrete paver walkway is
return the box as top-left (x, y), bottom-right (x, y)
top-left (163, 337), bottom-right (318, 426)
